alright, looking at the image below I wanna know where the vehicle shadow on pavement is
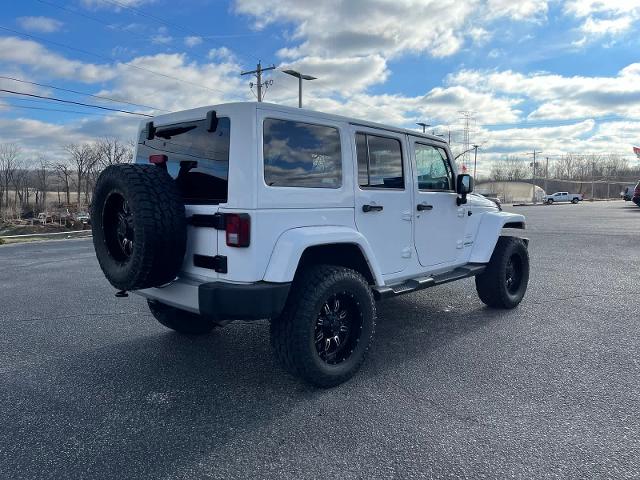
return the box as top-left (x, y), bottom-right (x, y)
top-left (2, 290), bottom-right (509, 480)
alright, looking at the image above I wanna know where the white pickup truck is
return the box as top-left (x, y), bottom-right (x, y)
top-left (543, 192), bottom-right (583, 204)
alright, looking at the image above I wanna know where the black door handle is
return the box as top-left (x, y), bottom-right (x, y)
top-left (417, 203), bottom-right (433, 211)
top-left (362, 204), bottom-right (383, 212)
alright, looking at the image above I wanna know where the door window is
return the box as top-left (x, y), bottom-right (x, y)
top-left (414, 143), bottom-right (453, 191)
top-left (356, 133), bottom-right (404, 189)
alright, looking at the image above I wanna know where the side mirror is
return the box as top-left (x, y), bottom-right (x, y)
top-left (456, 174), bottom-right (474, 205)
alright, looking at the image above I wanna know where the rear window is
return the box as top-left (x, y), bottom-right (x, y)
top-left (263, 118), bottom-right (342, 188)
top-left (136, 117), bottom-right (230, 203)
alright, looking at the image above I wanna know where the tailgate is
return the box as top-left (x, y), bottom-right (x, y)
top-left (182, 204), bottom-right (221, 279)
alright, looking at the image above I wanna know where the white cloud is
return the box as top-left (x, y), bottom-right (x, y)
top-left (17, 16), bottom-right (63, 33)
top-left (81, 0), bottom-right (155, 9)
top-left (98, 53), bottom-right (248, 113)
top-left (448, 64), bottom-right (640, 120)
top-left (486, 0), bottom-right (549, 21)
top-left (235, 0), bottom-right (478, 59)
top-left (151, 34), bottom-right (173, 45)
top-left (564, 0), bottom-right (640, 39)
top-left (580, 16), bottom-right (632, 35)
top-left (277, 55), bottom-right (388, 95)
top-left (184, 36), bottom-right (202, 47)
top-left (0, 36), bottom-right (114, 83)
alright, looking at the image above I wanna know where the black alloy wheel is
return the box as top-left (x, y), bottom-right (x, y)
top-left (314, 292), bottom-right (364, 365)
top-left (505, 254), bottom-right (523, 295)
top-left (270, 265), bottom-right (376, 388)
top-left (475, 236), bottom-right (529, 309)
top-left (103, 193), bottom-right (135, 262)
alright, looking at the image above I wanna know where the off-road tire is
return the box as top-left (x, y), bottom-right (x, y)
top-left (91, 164), bottom-right (186, 291)
top-left (475, 236), bottom-right (529, 309)
top-left (147, 299), bottom-right (216, 335)
top-left (270, 265), bottom-right (376, 388)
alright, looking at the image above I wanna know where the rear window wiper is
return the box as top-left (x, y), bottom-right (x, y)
top-left (154, 125), bottom-right (197, 139)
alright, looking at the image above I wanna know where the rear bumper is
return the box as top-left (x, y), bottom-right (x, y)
top-left (199, 281), bottom-right (290, 321)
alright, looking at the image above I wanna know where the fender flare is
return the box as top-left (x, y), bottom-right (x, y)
top-left (468, 212), bottom-right (526, 264)
top-left (262, 226), bottom-right (384, 285)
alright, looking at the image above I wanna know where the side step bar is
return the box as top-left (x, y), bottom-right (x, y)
top-left (372, 264), bottom-right (486, 300)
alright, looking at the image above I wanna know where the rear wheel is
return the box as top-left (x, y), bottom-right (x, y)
top-left (270, 265), bottom-right (375, 388)
top-left (475, 237), bottom-right (529, 309)
top-left (147, 299), bottom-right (216, 335)
top-left (91, 164), bottom-right (186, 291)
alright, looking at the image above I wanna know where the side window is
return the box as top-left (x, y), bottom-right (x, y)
top-left (414, 143), bottom-right (453, 191)
top-left (263, 118), bottom-right (342, 188)
top-left (356, 133), bottom-right (404, 189)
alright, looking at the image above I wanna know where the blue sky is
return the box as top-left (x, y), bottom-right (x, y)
top-left (1, 0), bottom-right (639, 172)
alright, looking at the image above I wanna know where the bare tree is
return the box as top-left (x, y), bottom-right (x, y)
top-left (10, 159), bottom-right (28, 215)
top-left (65, 143), bottom-right (98, 206)
top-left (35, 156), bottom-right (49, 210)
top-left (54, 162), bottom-right (73, 205)
top-left (0, 143), bottom-right (20, 210)
top-left (95, 137), bottom-right (133, 168)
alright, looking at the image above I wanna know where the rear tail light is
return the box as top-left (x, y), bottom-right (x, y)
top-left (149, 154), bottom-right (168, 165)
top-left (225, 213), bottom-right (250, 247)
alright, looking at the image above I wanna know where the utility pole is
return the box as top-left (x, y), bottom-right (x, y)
top-left (241, 61), bottom-right (275, 102)
top-left (282, 69), bottom-right (317, 108)
top-left (472, 145), bottom-right (480, 178)
top-left (544, 156), bottom-right (549, 194)
top-left (526, 150), bottom-right (543, 203)
top-left (416, 122), bottom-right (430, 133)
top-left (591, 160), bottom-right (595, 200)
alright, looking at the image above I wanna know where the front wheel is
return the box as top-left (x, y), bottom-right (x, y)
top-left (546, 199), bottom-right (554, 205)
top-left (475, 237), bottom-right (529, 309)
top-left (572, 197), bottom-right (579, 204)
top-left (270, 265), bottom-right (376, 388)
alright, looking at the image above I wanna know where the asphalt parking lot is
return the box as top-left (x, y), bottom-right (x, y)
top-left (1, 201), bottom-right (638, 479)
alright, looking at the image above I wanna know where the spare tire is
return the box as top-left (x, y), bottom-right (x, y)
top-left (91, 164), bottom-right (186, 291)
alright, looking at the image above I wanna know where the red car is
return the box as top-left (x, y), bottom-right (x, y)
top-left (632, 181), bottom-right (640, 207)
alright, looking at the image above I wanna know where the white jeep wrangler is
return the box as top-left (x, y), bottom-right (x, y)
top-left (91, 102), bottom-right (529, 387)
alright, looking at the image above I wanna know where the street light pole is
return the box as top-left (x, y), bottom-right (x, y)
top-left (416, 122), bottom-right (430, 133)
top-left (282, 69), bottom-right (317, 108)
top-left (472, 144), bottom-right (479, 178)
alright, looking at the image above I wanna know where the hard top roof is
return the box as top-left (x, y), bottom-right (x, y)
top-left (148, 101), bottom-right (448, 144)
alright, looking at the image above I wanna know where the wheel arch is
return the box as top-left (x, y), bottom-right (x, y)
top-left (263, 226), bottom-right (384, 286)
top-left (468, 212), bottom-right (527, 264)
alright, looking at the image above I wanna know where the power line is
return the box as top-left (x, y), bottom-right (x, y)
top-left (0, 89), bottom-right (152, 116)
top-left (0, 103), bottom-right (121, 116)
top-left (33, 0), bottom-right (261, 69)
top-left (0, 25), bottom-right (241, 99)
top-left (0, 74), bottom-right (165, 111)
top-left (89, 0), bottom-right (261, 63)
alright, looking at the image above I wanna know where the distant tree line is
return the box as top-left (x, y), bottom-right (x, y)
top-left (0, 138), bottom-right (133, 219)
top-left (487, 153), bottom-right (640, 196)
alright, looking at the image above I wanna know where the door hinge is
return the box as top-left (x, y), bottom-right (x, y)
top-left (194, 254), bottom-right (227, 273)
top-left (188, 213), bottom-right (226, 229)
